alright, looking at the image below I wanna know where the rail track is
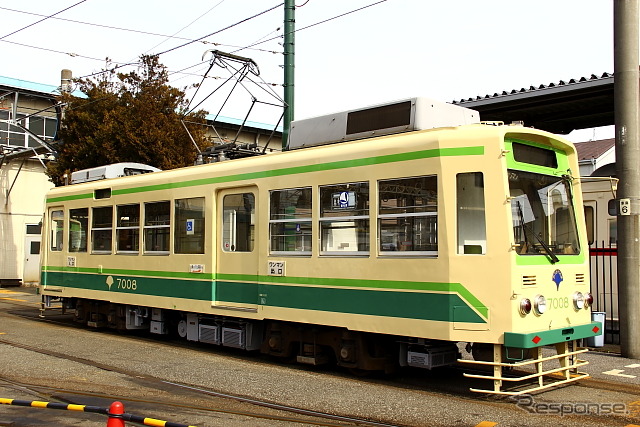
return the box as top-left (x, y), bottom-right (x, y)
top-left (0, 294), bottom-right (405, 426)
top-left (1, 292), bottom-right (639, 427)
top-left (0, 334), bottom-right (398, 427)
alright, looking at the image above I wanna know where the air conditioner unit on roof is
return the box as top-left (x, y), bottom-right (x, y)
top-left (287, 97), bottom-right (480, 150)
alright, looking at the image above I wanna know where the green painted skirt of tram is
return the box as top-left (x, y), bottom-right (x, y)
top-left (41, 269), bottom-right (488, 324)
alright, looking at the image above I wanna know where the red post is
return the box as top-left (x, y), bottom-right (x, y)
top-left (106, 401), bottom-right (125, 427)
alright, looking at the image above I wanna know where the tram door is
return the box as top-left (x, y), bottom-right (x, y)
top-left (215, 188), bottom-right (259, 311)
top-left (23, 223), bottom-right (42, 284)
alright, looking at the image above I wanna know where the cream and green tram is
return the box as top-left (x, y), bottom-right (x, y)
top-left (40, 98), bottom-right (600, 395)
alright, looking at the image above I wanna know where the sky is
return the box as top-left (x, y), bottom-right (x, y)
top-left (1, 0), bottom-right (626, 142)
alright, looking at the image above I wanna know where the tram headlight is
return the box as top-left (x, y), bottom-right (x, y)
top-left (584, 292), bottom-right (594, 309)
top-left (519, 298), bottom-right (532, 315)
top-left (572, 291), bottom-right (585, 310)
top-left (533, 295), bottom-right (547, 315)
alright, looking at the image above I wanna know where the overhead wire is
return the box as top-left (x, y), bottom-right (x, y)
top-left (175, 1), bottom-right (390, 91)
top-left (0, 6), bottom-right (195, 41)
top-left (0, 5), bottom-right (280, 61)
top-left (17, 0), bottom-right (389, 121)
top-left (75, 3), bottom-right (284, 80)
top-left (153, 3), bottom-right (284, 57)
top-left (139, 0), bottom-right (226, 56)
top-left (4, 0), bottom-right (384, 138)
top-left (0, 0), bottom-right (88, 40)
top-left (3, 1), bottom-right (386, 85)
top-left (0, 38), bottom-right (104, 62)
top-left (233, 0), bottom-right (388, 54)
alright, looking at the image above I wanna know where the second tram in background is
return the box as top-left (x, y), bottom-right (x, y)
top-left (40, 97), bottom-right (601, 395)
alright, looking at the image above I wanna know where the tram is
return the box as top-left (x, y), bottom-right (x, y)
top-left (40, 98), bottom-right (601, 395)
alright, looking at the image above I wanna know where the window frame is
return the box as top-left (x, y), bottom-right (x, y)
top-left (456, 172), bottom-right (486, 255)
top-left (0, 111), bottom-right (56, 149)
top-left (222, 193), bottom-right (256, 253)
top-left (378, 175), bottom-right (438, 257)
top-left (116, 204), bottom-right (140, 254)
top-left (49, 209), bottom-right (64, 252)
top-left (319, 182), bottom-right (370, 256)
top-left (175, 197), bottom-right (206, 254)
top-left (91, 206), bottom-right (113, 254)
top-left (269, 187), bottom-right (312, 256)
top-left (69, 207), bottom-right (89, 253)
top-left (143, 201), bottom-right (171, 255)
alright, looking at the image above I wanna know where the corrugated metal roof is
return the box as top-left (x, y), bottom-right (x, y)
top-left (452, 72), bottom-right (613, 104)
top-left (452, 72), bottom-right (614, 134)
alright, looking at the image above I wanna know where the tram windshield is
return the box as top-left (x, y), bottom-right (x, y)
top-left (509, 170), bottom-right (580, 261)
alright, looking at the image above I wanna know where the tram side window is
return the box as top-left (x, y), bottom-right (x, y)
top-left (69, 208), bottom-right (88, 252)
top-left (144, 201), bottom-right (170, 254)
top-left (175, 197), bottom-right (205, 254)
top-left (92, 206), bottom-right (113, 253)
top-left (116, 204), bottom-right (140, 253)
top-left (456, 172), bottom-right (486, 255)
top-left (320, 182), bottom-right (369, 255)
top-left (269, 188), bottom-right (312, 254)
top-left (222, 193), bottom-right (255, 252)
top-left (379, 176), bottom-right (437, 254)
top-left (50, 210), bottom-right (64, 251)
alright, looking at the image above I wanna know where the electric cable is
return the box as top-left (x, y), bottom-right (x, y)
top-left (139, 0), bottom-right (226, 56)
top-left (0, 5), bottom-right (278, 54)
top-left (153, 3), bottom-right (283, 57)
top-left (0, 0), bottom-right (88, 40)
top-left (233, 0), bottom-right (388, 54)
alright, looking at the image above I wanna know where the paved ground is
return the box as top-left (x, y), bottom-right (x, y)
top-left (0, 285), bottom-right (639, 427)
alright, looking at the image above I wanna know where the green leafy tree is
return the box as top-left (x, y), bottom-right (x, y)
top-left (47, 55), bottom-right (209, 185)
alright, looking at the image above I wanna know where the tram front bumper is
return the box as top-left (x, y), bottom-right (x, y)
top-left (504, 321), bottom-right (602, 349)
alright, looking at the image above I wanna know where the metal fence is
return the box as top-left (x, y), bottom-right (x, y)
top-left (589, 241), bottom-right (620, 344)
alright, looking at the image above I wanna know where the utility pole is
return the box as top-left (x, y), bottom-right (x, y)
top-left (614, 0), bottom-right (640, 359)
top-left (282, 0), bottom-right (295, 150)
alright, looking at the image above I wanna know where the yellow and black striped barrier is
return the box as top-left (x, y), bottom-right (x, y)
top-left (0, 398), bottom-right (197, 427)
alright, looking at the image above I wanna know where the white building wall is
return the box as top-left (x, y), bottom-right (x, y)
top-left (0, 159), bottom-right (54, 284)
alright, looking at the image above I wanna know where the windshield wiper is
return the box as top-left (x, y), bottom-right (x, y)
top-left (516, 201), bottom-right (559, 264)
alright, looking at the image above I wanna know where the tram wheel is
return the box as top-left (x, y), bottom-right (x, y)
top-left (176, 319), bottom-right (188, 339)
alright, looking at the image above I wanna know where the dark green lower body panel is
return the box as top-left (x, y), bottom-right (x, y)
top-left (42, 272), bottom-right (487, 324)
top-left (218, 280), bottom-right (486, 323)
top-left (42, 271), bottom-right (213, 300)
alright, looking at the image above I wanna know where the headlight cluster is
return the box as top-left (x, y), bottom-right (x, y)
top-left (573, 291), bottom-right (593, 310)
top-left (533, 295), bottom-right (547, 315)
top-left (519, 292), bottom-right (593, 316)
top-left (519, 298), bottom-right (532, 315)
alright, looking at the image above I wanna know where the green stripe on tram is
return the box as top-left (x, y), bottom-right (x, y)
top-left (46, 146), bottom-right (484, 202)
top-left (41, 270), bottom-right (213, 301)
top-left (217, 281), bottom-right (486, 324)
top-left (41, 268), bottom-right (488, 323)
